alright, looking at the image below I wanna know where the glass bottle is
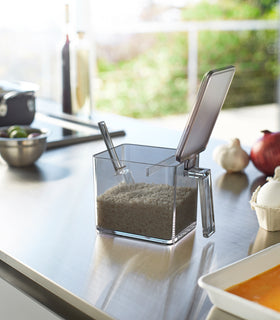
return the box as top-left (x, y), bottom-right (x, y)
top-left (70, 30), bottom-right (92, 118)
top-left (62, 3), bottom-right (72, 114)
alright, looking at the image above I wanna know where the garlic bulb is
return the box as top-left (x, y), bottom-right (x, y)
top-left (213, 138), bottom-right (249, 173)
top-left (257, 166), bottom-right (280, 208)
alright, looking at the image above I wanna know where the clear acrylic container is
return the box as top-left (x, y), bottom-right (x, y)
top-left (93, 143), bottom-right (215, 245)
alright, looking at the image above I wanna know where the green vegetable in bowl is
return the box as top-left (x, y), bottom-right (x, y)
top-left (0, 126), bottom-right (44, 139)
top-left (9, 128), bottom-right (28, 138)
top-left (7, 125), bottom-right (22, 136)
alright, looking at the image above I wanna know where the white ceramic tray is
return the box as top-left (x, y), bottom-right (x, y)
top-left (198, 243), bottom-right (280, 320)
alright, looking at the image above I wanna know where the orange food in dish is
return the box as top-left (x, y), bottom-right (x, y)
top-left (226, 264), bottom-right (280, 312)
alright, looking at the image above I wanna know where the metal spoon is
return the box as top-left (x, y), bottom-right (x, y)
top-left (98, 121), bottom-right (135, 185)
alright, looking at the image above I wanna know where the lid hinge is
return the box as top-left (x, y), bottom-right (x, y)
top-left (184, 154), bottom-right (199, 170)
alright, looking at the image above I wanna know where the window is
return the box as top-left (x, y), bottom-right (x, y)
top-left (1, 0), bottom-right (279, 118)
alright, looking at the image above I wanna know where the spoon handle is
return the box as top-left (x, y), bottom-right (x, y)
top-left (98, 121), bottom-right (124, 172)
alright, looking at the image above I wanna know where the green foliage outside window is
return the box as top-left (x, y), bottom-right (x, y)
top-left (95, 0), bottom-right (279, 118)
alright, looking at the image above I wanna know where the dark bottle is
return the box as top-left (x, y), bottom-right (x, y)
top-left (62, 4), bottom-right (72, 114)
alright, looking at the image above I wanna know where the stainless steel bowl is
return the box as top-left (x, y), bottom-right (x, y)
top-left (0, 127), bottom-right (47, 167)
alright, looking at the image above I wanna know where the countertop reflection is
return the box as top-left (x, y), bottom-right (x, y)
top-left (206, 307), bottom-right (242, 320)
top-left (84, 232), bottom-right (214, 320)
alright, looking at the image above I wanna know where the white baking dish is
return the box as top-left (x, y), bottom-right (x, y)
top-left (198, 243), bottom-right (280, 320)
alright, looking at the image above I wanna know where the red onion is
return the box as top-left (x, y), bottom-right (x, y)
top-left (250, 130), bottom-right (280, 176)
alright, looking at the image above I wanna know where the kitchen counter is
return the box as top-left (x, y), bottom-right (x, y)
top-left (0, 102), bottom-right (278, 320)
